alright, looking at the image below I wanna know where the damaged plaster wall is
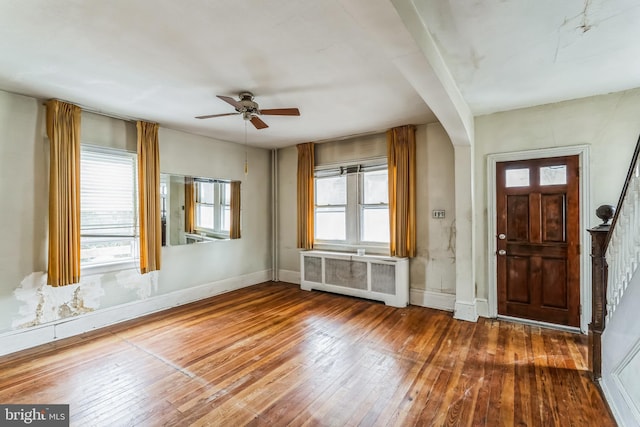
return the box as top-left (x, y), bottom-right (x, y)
top-left (12, 272), bottom-right (103, 329)
top-left (0, 91), bottom-right (47, 334)
top-left (0, 89), bottom-right (272, 334)
top-left (414, 123), bottom-right (456, 294)
top-left (11, 269), bottom-right (159, 329)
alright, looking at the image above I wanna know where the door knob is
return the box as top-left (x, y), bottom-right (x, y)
top-left (498, 249), bottom-right (506, 255)
top-left (498, 233), bottom-right (506, 240)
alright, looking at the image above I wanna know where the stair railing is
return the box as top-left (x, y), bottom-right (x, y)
top-left (604, 135), bottom-right (640, 322)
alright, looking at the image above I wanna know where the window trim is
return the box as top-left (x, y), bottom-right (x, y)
top-left (79, 144), bottom-right (139, 273)
top-left (313, 159), bottom-right (389, 254)
top-left (193, 178), bottom-right (231, 239)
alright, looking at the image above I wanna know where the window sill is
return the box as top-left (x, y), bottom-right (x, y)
top-left (81, 260), bottom-right (138, 276)
top-left (302, 249), bottom-right (405, 262)
top-left (312, 242), bottom-right (390, 256)
top-left (185, 233), bottom-right (229, 242)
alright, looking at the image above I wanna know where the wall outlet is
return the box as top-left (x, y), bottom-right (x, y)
top-left (432, 209), bottom-right (446, 219)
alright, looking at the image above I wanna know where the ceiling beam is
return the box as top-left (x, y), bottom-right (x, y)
top-left (390, 0), bottom-right (474, 147)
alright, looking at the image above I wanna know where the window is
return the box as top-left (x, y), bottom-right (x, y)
top-left (80, 146), bottom-right (138, 268)
top-left (360, 169), bottom-right (389, 243)
top-left (314, 162), bottom-right (389, 249)
top-left (194, 179), bottom-right (230, 236)
top-left (315, 175), bottom-right (347, 241)
top-left (539, 165), bottom-right (567, 186)
top-left (505, 168), bottom-right (530, 187)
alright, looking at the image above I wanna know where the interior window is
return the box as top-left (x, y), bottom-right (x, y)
top-left (361, 169), bottom-right (389, 243)
top-left (539, 165), bottom-right (567, 186)
top-left (505, 168), bottom-right (530, 187)
top-left (315, 176), bottom-right (347, 241)
top-left (314, 162), bottom-right (389, 248)
top-left (220, 182), bottom-right (231, 232)
top-left (194, 179), bottom-right (230, 237)
top-left (80, 145), bottom-right (138, 268)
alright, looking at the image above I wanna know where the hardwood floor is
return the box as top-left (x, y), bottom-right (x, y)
top-left (0, 282), bottom-right (615, 426)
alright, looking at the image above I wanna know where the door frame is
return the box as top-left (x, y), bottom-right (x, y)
top-left (487, 145), bottom-right (591, 333)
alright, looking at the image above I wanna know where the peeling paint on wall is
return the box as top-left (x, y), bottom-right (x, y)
top-left (116, 270), bottom-right (158, 299)
top-left (12, 272), bottom-right (104, 329)
top-left (447, 220), bottom-right (456, 256)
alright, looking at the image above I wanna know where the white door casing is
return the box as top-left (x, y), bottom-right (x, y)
top-left (486, 145), bottom-right (591, 333)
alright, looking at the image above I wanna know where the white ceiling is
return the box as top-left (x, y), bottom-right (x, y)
top-left (1, 0), bottom-right (639, 148)
top-left (418, 0), bottom-right (640, 114)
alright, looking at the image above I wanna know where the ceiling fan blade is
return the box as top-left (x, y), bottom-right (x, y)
top-left (217, 95), bottom-right (243, 109)
top-left (250, 116), bottom-right (269, 129)
top-left (195, 112), bottom-right (240, 119)
top-left (259, 108), bottom-right (300, 116)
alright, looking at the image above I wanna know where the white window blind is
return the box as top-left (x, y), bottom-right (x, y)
top-left (80, 145), bottom-right (138, 267)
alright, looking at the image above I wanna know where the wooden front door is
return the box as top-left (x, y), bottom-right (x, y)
top-left (496, 155), bottom-right (580, 327)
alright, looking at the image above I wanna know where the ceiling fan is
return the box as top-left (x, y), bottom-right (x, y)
top-left (195, 91), bottom-right (300, 129)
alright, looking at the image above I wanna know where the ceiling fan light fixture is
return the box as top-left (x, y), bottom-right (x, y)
top-left (195, 91), bottom-right (300, 130)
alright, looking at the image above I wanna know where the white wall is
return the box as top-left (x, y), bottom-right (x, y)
top-left (415, 124), bottom-right (456, 295)
top-left (276, 144), bottom-right (299, 277)
top-left (0, 91), bottom-right (47, 331)
top-left (474, 88), bottom-right (640, 303)
top-left (0, 89), bottom-right (272, 337)
top-left (276, 123), bottom-right (457, 304)
top-left (602, 269), bottom-right (640, 426)
top-left (158, 127), bottom-right (272, 293)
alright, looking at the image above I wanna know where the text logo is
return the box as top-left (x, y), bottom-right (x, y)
top-left (0, 405), bottom-right (69, 426)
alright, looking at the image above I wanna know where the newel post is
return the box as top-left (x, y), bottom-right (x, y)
top-left (588, 205), bottom-right (614, 380)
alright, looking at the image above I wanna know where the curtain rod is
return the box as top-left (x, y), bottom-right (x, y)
top-left (41, 98), bottom-right (146, 124)
top-left (311, 123), bottom-right (426, 145)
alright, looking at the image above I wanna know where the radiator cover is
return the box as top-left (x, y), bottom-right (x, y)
top-left (300, 250), bottom-right (409, 307)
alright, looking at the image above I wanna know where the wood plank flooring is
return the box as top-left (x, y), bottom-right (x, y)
top-left (0, 282), bottom-right (615, 426)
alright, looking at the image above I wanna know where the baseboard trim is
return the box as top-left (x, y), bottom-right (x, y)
top-left (0, 270), bottom-right (271, 357)
top-left (476, 298), bottom-right (489, 318)
top-left (599, 377), bottom-right (626, 427)
top-left (409, 288), bottom-right (455, 312)
top-left (454, 299), bottom-right (479, 322)
top-left (278, 269), bottom-right (300, 285)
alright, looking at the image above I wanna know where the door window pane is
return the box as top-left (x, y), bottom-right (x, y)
top-left (539, 165), bottom-right (567, 186)
top-left (315, 207), bottom-right (346, 240)
top-left (505, 168), bottom-right (530, 187)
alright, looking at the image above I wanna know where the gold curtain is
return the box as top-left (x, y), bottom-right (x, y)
top-left (297, 142), bottom-right (315, 249)
top-left (184, 177), bottom-right (195, 233)
top-left (387, 125), bottom-right (416, 258)
top-left (137, 121), bottom-right (161, 273)
top-left (46, 100), bottom-right (81, 286)
top-left (230, 181), bottom-right (241, 239)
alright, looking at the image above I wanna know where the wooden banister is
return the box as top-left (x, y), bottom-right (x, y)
top-left (588, 225), bottom-right (609, 379)
top-left (589, 133), bottom-right (640, 379)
